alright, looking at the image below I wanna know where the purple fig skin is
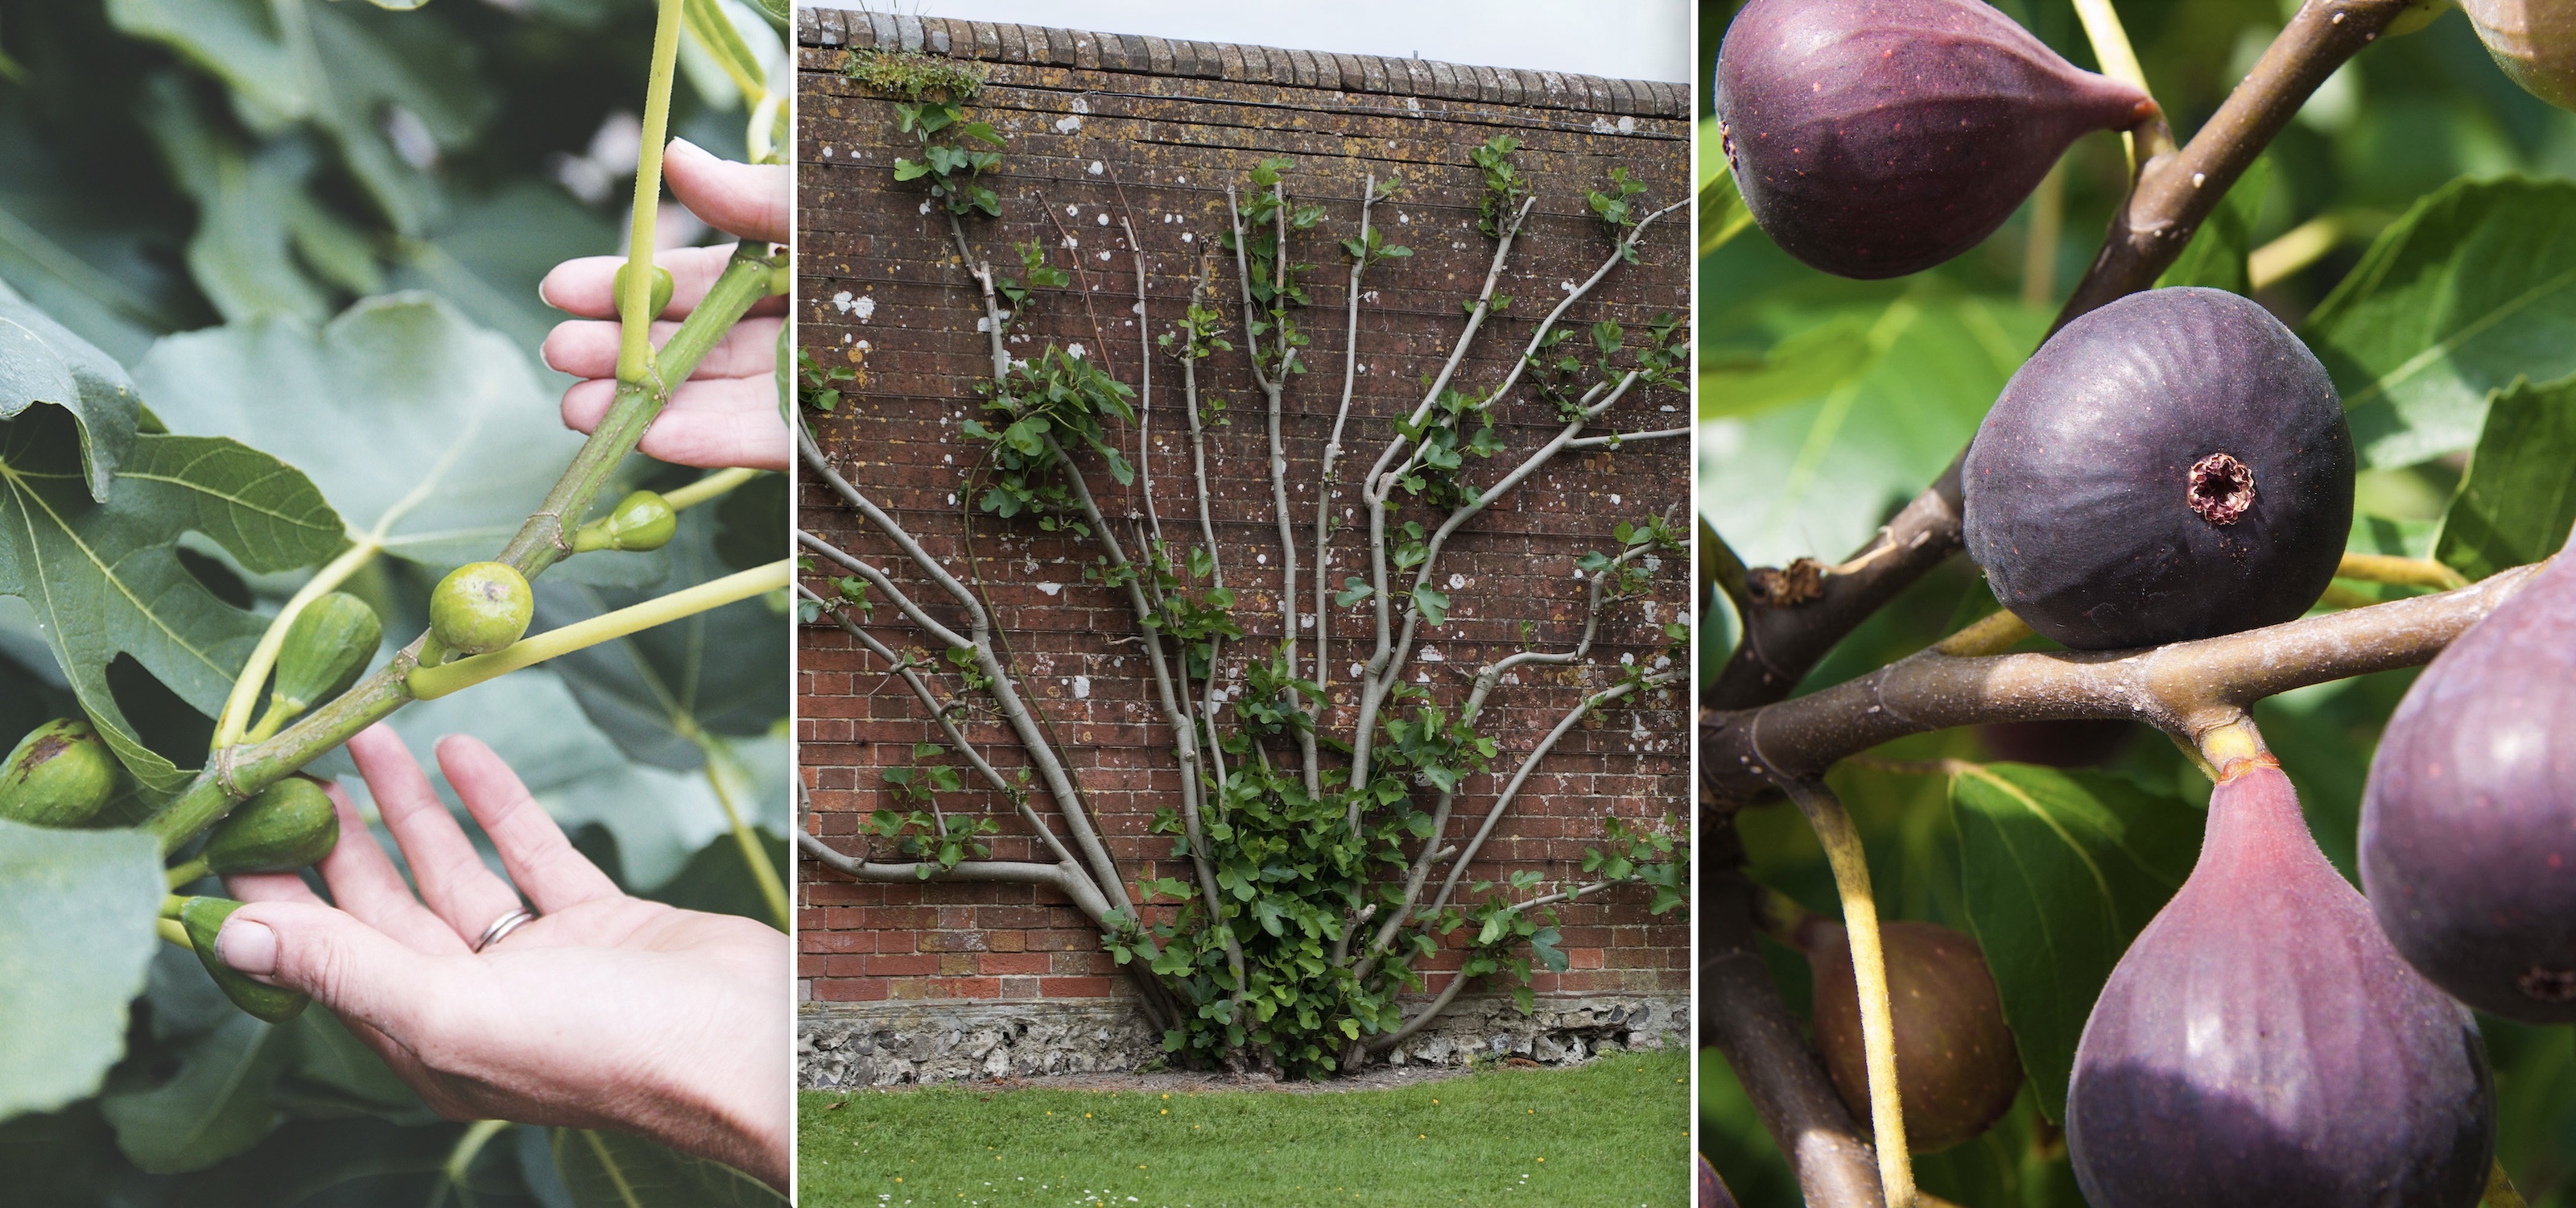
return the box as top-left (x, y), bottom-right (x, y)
top-left (2067, 764), bottom-right (2495, 1208)
top-left (1806, 918), bottom-right (2024, 1153)
top-left (1963, 288), bottom-right (2355, 650)
top-left (2362, 552), bottom-right (2576, 1023)
top-left (1714, 0), bottom-right (2151, 279)
top-left (1697, 1152), bottom-right (1738, 1208)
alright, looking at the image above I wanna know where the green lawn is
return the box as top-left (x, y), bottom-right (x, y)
top-left (796, 1049), bottom-right (1690, 1207)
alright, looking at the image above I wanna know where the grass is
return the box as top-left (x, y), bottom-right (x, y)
top-left (796, 1049), bottom-right (1690, 1207)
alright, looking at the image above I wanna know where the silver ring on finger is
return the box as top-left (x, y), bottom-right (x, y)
top-left (473, 906), bottom-right (537, 953)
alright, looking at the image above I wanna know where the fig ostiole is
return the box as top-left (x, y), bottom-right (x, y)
top-left (2462, 0), bottom-right (2576, 110)
top-left (572, 489), bottom-right (679, 553)
top-left (428, 561), bottom-right (534, 659)
top-left (1715, 0), bottom-right (2153, 279)
top-left (1964, 287), bottom-right (2355, 650)
top-left (169, 778), bottom-right (339, 887)
top-left (0, 717), bottom-right (127, 828)
top-left (2067, 763), bottom-right (2495, 1207)
top-left (612, 261), bottom-right (676, 323)
top-left (172, 896), bottom-right (308, 1024)
top-left (1802, 914), bottom-right (2024, 1153)
top-left (2362, 549), bottom-right (2576, 1023)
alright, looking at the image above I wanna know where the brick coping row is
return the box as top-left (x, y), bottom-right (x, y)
top-left (794, 6), bottom-right (1690, 119)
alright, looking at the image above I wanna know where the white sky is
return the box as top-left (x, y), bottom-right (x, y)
top-left (813, 1), bottom-right (1695, 84)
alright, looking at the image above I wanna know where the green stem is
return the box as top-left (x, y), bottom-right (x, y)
top-left (445, 1120), bottom-right (513, 1188)
top-left (618, 0), bottom-right (690, 386)
top-left (695, 730), bottom-right (791, 929)
top-left (167, 858), bottom-right (209, 889)
top-left (211, 536), bottom-right (385, 750)
top-left (664, 466), bottom-right (762, 511)
top-left (407, 561), bottom-right (789, 701)
top-left (156, 917), bottom-right (189, 949)
top-left (144, 252), bottom-right (778, 856)
top-left (1782, 778), bottom-right (1916, 1208)
top-left (2487, 1160), bottom-right (2531, 1208)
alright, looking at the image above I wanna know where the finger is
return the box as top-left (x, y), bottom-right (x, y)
top-left (349, 726), bottom-right (525, 945)
top-left (225, 869), bottom-right (327, 906)
top-left (540, 315), bottom-right (782, 382)
top-left (308, 777), bottom-right (471, 954)
top-left (434, 734), bottom-right (621, 914)
top-left (666, 138), bottom-right (789, 243)
top-left (539, 245), bottom-right (743, 321)
top-left (217, 899), bottom-right (465, 1044)
top-left (562, 376), bottom-right (789, 471)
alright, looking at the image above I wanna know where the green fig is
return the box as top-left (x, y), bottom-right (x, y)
top-left (0, 718), bottom-right (126, 828)
top-left (612, 262), bottom-right (675, 322)
top-left (179, 896), bottom-right (308, 1023)
top-left (2462, 0), bottom-right (2576, 109)
top-left (429, 562), bottom-right (532, 657)
top-left (1805, 917), bottom-right (2024, 1153)
top-left (572, 490), bottom-right (678, 553)
top-left (200, 778), bottom-right (337, 875)
top-left (271, 592), bottom-right (381, 718)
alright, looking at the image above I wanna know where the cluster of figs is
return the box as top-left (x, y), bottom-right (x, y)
top-left (1715, 0), bottom-right (2576, 1203)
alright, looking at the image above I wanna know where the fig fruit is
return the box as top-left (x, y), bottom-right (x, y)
top-left (2066, 763), bottom-right (2494, 1207)
top-left (2360, 551), bottom-right (2576, 1023)
top-left (429, 561), bottom-right (532, 657)
top-left (2461, 0), bottom-right (2576, 110)
top-left (572, 489), bottom-right (678, 553)
top-left (271, 592), bottom-right (381, 719)
top-left (1963, 288), bottom-right (2355, 650)
top-left (1714, 0), bottom-right (2152, 279)
top-left (0, 718), bottom-right (125, 828)
top-left (1697, 1152), bottom-right (1737, 1208)
top-left (178, 896), bottom-right (308, 1024)
top-left (612, 261), bottom-right (675, 321)
top-left (200, 778), bottom-right (338, 875)
top-left (1805, 916), bottom-right (2023, 1153)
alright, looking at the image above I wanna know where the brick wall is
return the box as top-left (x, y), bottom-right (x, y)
top-left (794, 9), bottom-right (1692, 1020)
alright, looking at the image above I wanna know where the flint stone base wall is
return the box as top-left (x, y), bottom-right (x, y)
top-left (797, 994), bottom-right (1688, 1089)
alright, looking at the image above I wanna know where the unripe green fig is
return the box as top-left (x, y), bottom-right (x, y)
top-left (272, 592), bottom-right (381, 716)
top-left (2068, 764), bottom-right (2493, 1207)
top-left (179, 896), bottom-right (308, 1023)
top-left (572, 490), bottom-right (677, 553)
top-left (429, 562), bottom-right (532, 656)
top-left (2462, 0), bottom-right (2576, 109)
top-left (2361, 552), bottom-right (2576, 1023)
top-left (612, 262), bottom-right (675, 321)
top-left (0, 718), bottom-right (126, 828)
top-left (201, 778), bottom-right (337, 875)
top-left (1715, 0), bottom-right (2153, 279)
top-left (2390, 0), bottom-right (2454, 36)
top-left (1803, 916), bottom-right (2023, 1153)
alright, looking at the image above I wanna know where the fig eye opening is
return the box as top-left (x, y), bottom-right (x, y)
top-left (2188, 453), bottom-right (2256, 525)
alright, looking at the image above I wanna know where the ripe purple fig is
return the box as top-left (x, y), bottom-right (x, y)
top-left (2067, 763), bottom-right (2494, 1207)
top-left (1804, 916), bottom-right (2023, 1153)
top-left (1697, 1152), bottom-right (1737, 1208)
top-left (2361, 551), bottom-right (2576, 1023)
top-left (1714, 0), bottom-right (2153, 279)
top-left (1963, 288), bottom-right (2355, 650)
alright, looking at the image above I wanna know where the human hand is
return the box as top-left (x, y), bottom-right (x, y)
top-left (214, 726), bottom-right (790, 1189)
top-left (540, 137), bottom-right (791, 471)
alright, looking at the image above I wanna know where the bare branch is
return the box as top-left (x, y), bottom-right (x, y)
top-left (797, 830), bottom-right (1111, 924)
top-left (1703, 561), bottom-right (2546, 806)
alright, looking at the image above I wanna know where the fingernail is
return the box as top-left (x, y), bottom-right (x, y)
top-left (217, 917), bottom-right (279, 976)
top-left (668, 136), bottom-right (704, 159)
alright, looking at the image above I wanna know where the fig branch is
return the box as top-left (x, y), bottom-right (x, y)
top-left (1703, 0), bottom-right (2417, 717)
top-left (1702, 559), bottom-right (2546, 807)
top-left (146, 246), bottom-right (784, 854)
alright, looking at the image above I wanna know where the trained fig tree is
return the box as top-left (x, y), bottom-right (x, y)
top-left (0, 0), bottom-right (794, 1202)
top-left (1703, 0), bottom-right (2576, 1205)
top-left (801, 58), bottom-right (1690, 1077)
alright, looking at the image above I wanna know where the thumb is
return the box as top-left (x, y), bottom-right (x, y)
top-left (219, 900), bottom-right (451, 1040)
top-left (664, 138), bottom-right (789, 245)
